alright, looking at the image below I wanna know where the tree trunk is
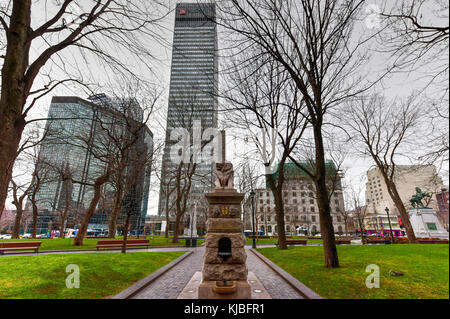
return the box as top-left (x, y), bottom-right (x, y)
top-left (344, 217), bottom-right (348, 237)
top-left (31, 198), bottom-right (38, 238)
top-left (73, 173), bottom-right (110, 246)
top-left (386, 179), bottom-right (417, 242)
top-left (0, 1), bottom-right (32, 214)
top-left (164, 185), bottom-right (172, 238)
top-left (108, 201), bottom-right (122, 239)
top-left (266, 168), bottom-right (287, 250)
top-left (108, 173), bottom-right (125, 238)
top-left (60, 210), bottom-right (68, 239)
top-left (273, 192), bottom-right (287, 249)
top-left (121, 213), bottom-right (131, 253)
top-left (313, 124), bottom-right (339, 268)
top-left (12, 207), bottom-right (23, 239)
top-left (172, 213), bottom-right (182, 243)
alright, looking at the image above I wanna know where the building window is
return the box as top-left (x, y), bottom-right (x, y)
top-left (312, 215), bottom-right (316, 222)
top-left (310, 207), bottom-right (315, 212)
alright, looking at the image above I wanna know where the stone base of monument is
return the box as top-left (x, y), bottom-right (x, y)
top-left (409, 208), bottom-right (449, 239)
top-left (198, 280), bottom-right (251, 299)
top-left (178, 272), bottom-right (271, 299)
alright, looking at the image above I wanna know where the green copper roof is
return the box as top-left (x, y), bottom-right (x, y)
top-left (265, 161), bottom-right (338, 188)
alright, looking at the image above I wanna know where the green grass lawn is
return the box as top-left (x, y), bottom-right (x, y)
top-left (258, 244), bottom-right (449, 299)
top-left (246, 236), bottom-right (323, 245)
top-left (0, 235), bottom-right (204, 251)
top-left (0, 251), bottom-right (185, 299)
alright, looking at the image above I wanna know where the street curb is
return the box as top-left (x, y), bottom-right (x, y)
top-left (249, 248), bottom-right (323, 299)
top-left (42, 245), bottom-right (190, 253)
top-left (111, 251), bottom-right (194, 299)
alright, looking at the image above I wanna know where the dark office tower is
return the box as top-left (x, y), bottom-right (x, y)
top-left (31, 95), bottom-right (153, 235)
top-left (158, 3), bottom-right (219, 218)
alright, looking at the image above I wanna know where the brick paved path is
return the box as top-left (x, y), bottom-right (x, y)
top-left (131, 246), bottom-right (304, 299)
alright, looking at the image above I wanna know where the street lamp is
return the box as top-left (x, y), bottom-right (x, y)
top-left (250, 189), bottom-right (257, 249)
top-left (385, 207), bottom-right (395, 244)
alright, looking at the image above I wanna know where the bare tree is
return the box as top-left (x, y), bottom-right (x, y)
top-left (379, 0), bottom-right (449, 94)
top-left (223, 52), bottom-right (309, 250)
top-left (10, 177), bottom-right (34, 238)
top-left (158, 86), bottom-right (219, 243)
top-left (0, 0), bottom-right (168, 215)
top-left (234, 159), bottom-right (262, 232)
top-left (120, 125), bottom-right (153, 253)
top-left (378, 0), bottom-right (449, 174)
top-left (344, 178), bottom-right (369, 242)
top-left (343, 94), bottom-right (423, 242)
top-left (217, 0), bottom-right (387, 267)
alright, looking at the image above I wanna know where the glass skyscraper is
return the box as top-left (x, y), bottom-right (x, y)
top-left (32, 95), bottom-right (153, 235)
top-left (158, 2), bottom-right (219, 217)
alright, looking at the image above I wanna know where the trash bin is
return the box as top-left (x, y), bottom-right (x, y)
top-left (192, 238), bottom-right (197, 247)
top-left (185, 238), bottom-right (191, 247)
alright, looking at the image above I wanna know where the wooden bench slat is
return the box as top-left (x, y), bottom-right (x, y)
top-left (277, 240), bottom-right (307, 246)
top-left (95, 239), bottom-right (150, 249)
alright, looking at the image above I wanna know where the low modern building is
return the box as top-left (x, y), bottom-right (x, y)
top-left (243, 161), bottom-right (347, 236)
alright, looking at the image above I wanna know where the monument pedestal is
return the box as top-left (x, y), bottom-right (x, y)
top-left (198, 280), bottom-right (251, 299)
top-left (198, 182), bottom-right (251, 299)
top-left (409, 208), bottom-right (449, 239)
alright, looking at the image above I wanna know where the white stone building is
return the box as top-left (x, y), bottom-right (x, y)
top-left (364, 165), bottom-right (445, 235)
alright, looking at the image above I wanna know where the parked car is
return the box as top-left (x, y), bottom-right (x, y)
top-left (21, 233), bottom-right (32, 239)
top-left (0, 234), bottom-right (12, 239)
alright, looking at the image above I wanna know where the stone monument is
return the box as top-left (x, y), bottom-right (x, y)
top-left (198, 162), bottom-right (251, 299)
top-left (408, 187), bottom-right (449, 239)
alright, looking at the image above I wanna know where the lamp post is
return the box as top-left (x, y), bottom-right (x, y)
top-left (385, 207), bottom-right (395, 244)
top-left (250, 189), bottom-right (256, 249)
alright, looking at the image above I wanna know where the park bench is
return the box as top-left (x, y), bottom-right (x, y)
top-left (276, 239), bottom-right (307, 247)
top-left (393, 237), bottom-right (409, 244)
top-left (0, 242), bottom-right (42, 255)
top-left (364, 238), bottom-right (391, 244)
top-left (417, 239), bottom-right (449, 244)
top-left (96, 239), bottom-right (150, 250)
top-left (335, 239), bottom-right (351, 245)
